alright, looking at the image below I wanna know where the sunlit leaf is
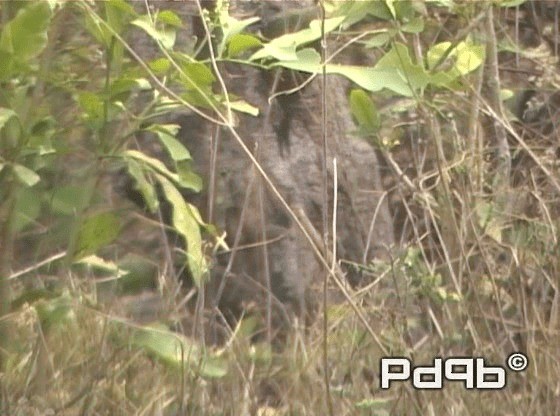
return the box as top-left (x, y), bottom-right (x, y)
top-left (146, 124), bottom-right (191, 162)
top-left (131, 324), bottom-right (227, 378)
top-left (250, 16), bottom-right (345, 61)
top-left (132, 14), bottom-right (176, 49)
top-left (12, 164), bottom-right (40, 187)
top-left (227, 33), bottom-right (262, 58)
top-left (157, 174), bottom-right (208, 286)
top-left (0, 108), bottom-right (17, 130)
top-left (229, 99), bottom-right (259, 116)
top-left (0, 1), bottom-right (52, 59)
top-left (374, 42), bottom-right (430, 95)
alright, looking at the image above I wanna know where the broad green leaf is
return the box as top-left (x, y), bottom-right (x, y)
top-left (176, 163), bottom-right (203, 193)
top-left (125, 158), bottom-right (159, 212)
top-left (0, 2), bottom-right (52, 59)
top-left (131, 324), bottom-right (227, 378)
top-left (0, 108), bottom-right (17, 130)
top-left (330, 66), bottom-right (402, 93)
top-left (157, 10), bottom-right (182, 27)
top-left (132, 15), bottom-right (176, 50)
top-left (146, 124), bottom-right (191, 162)
top-left (148, 57), bottom-right (171, 74)
top-left (252, 42), bottom-right (298, 62)
top-left (219, 13), bottom-right (260, 57)
top-left (105, 0), bottom-right (136, 35)
top-left (14, 187), bottom-right (41, 232)
top-left (363, 31), bottom-right (393, 48)
top-left (73, 212), bottom-right (121, 260)
top-left (124, 149), bottom-right (180, 184)
top-left (271, 48), bottom-right (321, 71)
top-left (77, 92), bottom-right (104, 121)
top-left (49, 185), bottom-right (91, 215)
top-left (349, 89), bottom-right (380, 135)
top-left (401, 17), bottom-right (424, 33)
top-left (250, 16), bottom-right (345, 61)
top-left (374, 42), bottom-right (430, 96)
top-left (12, 164), bottom-right (40, 187)
top-left (0, 1), bottom-right (52, 80)
top-left (453, 41), bottom-right (485, 75)
top-left (427, 41), bottom-right (485, 86)
top-left (157, 174), bottom-right (207, 286)
top-left (227, 33), bottom-right (262, 58)
top-left (180, 62), bottom-right (215, 89)
top-left (273, 49), bottom-right (410, 95)
top-left (110, 77), bottom-right (150, 99)
top-left (124, 149), bottom-right (200, 192)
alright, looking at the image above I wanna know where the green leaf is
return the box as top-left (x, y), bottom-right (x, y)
top-left (0, 1), bottom-right (52, 58)
top-left (105, 0), bottom-right (136, 35)
top-left (250, 16), bottom-right (345, 61)
top-left (453, 41), bottom-right (485, 75)
top-left (130, 324), bottom-right (227, 378)
top-left (427, 40), bottom-right (485, 86)
top-left (374, 42), bottom-right (430, 96)
top-left (146, 124), bottom-right (191, 162)
top-left (0, 1), bottom-right (52, 80)
top-left (273, 49), bottom-right (409, 95)
top-left (229, 100), bottom-right (259, 116)
top-left (363, 31), bottom-right (393, 48)
top-left (77, 92), bottom-right (104, 121)
top-left (157, 174), bottom-right (208, 286)
top-left (385, 0), bottom-right (397, 19)
top-left (227, 33), bottom-right (262, 58)
top-left (48, 185), bottom-right (91, 215)
top-left (12, 164), bottom-right (40, 187)
top-left (349, 89), bottom-right (380, 135)
top-left (0, 108), bottom-right (17, 130)
top-left (124, 149), bottom-right (200, 192)
top-left (401, 17), bottom-right (424, 34)
top-left (109, 77), bottom-right (150, 99)
top-left (73, 212), bottom-right (121, 260)
top-left (14, 187), bottom-right (42, 232)
top-left (125, 158), bottom-right (159, 212)
top-left (176, 162), bottom-right (203, 193)
top-left (180, 62), bottom-right (216, 90)
top-left (124, 149), bottom-right (178, 182)
top-left (219, 13), bottom-right (260, 57)
top-left (157, 10), bottom-right (182, 27)
top-left (148, 57), bottom-right (171, 74)
top-left (132, 14), bottom-right (176, 50)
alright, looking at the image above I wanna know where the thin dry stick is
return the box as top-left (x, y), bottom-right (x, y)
top-left (319, 2), bottom-right (334, 414)
top-left (485, 5), bottom-right (512, 218)
top-left (331, 158), bottom-right (338, 275)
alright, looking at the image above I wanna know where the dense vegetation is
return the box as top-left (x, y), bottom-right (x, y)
top-left (0, 1), bottom-right (559, 414)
